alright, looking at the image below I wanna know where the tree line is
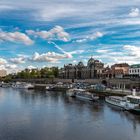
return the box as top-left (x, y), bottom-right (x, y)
top-left (0, 67), bottom-right (59, 82)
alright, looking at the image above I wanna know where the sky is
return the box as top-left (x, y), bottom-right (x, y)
top-left (0, 0), bottom-right (140, 73)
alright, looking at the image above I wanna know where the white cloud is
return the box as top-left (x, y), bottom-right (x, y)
top-left (123, 45), bottom-right (140, 58)
top-left (39, 5), bottom-right (78, 21)
top-left (89, 32), bottom-right (104, 39)
top-left (75, 39), bottom-right (87, 43)
top-left (73, 60), bottom-right (77, 63)
top-left (0, 30), bottom-right (34, 45)
top-left (27, 65), bottom-right (37, 69)
top-left (26, 26), bottom-right (70, 42)
top-left (9, 56), bottom-right (26, 64)
top-left (0, 5), bottom-right (14, 11)
top-left (75, 31), bottom-right (104, 43)
top-left (5, 64), bottom-right (17, 69)
top-left (30, 48), bottom-right (84, 63)
top-left (96, 49), bottom-right (109, 53)
top-left (0, 58), bottom-right (7, 65)
top-left (0, 65), bottom-right (5, 69)
top-left (30, 52), bottom-right (72, 63)
top-left (93, 45), bottom-right (140, 65)
top-left (69, 50), bottom-right (84, 55)
top-left (0, 63), bottom-right (19, 74)
top-left (47, 41), bottom-right (84, 59)
top-left (129, 8), bottom-right (139, 17)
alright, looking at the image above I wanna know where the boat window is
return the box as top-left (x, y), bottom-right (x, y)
top-left (127, 97), bottom-right (140, 104)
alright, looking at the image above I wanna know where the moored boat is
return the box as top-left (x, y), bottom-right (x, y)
top-left (46, 84), bottom-right (53, 90)
top-left (1, 83), bottom-right (11, 88)
top-left (12, 82), bottom-right (34, 89)
top-left (92, 94), bottom-right (100, 101)
top-left (105, 96), bottom-right (126, 108)
top-left (67, 88), bottom-right (99, 101)
top-left (124, 95), bottom-right (140, 114)
top-left (75, 89), bottom-right (93, 101)
top-left (105, 89), bottom-right (140, 114)
top-left (66, 88), bottom-right (77, 97)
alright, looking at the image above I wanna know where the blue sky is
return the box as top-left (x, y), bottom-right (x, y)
top-left (0, 0), bottom-right (140, 73)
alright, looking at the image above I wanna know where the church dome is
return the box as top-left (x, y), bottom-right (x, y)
top-left (88, 57), bottom-right (95, 64)
top-left (77, 61), bottom-right (84, 67)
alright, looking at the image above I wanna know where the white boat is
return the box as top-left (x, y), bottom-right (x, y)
top-left (92, 94), bottom-right (100, 101)
top-left (46, 84), bottom-right (53, 90)
top-left (66, 88), bottom-right (77, 97)
top-left (124, 95), bottom-right (140, 113)
top-left (105, 96), bottom-right (126, 108)
top-left (1, 83), bottom-right (10, 88)
top-left (105, 89), bottom-right (140, 114)
top-left (12, 82), bottom-right (34, 89)
top-left (75, 89), bottom-right (93, 101)
top-left (67, 88), bottom-right (99, 101)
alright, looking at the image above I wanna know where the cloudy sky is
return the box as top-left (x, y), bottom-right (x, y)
top-left (0, 0), bottom-right (140, 73)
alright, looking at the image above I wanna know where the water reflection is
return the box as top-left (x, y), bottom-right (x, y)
top-left (106, 103), bottom-right (140, 133)
top-left (0, 88), bottom-right (140, 140)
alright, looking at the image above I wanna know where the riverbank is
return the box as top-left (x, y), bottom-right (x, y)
top-left (1, 82), bottom-right (140, 97)
top-left (34, 84), bottom-right (137, 97)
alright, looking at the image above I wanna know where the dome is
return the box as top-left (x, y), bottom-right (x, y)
top-left (77, 61), bottom-right (84, 67)
top-left (88, 57), bottom-right (95, 64)
top-left (88, 57), bottom-right (94, 63)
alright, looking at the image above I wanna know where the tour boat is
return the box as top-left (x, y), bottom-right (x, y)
top-left (105, 96), bottom-right (126, 108)
top-left (67, 88), bottom-right (99, 101)
top-left (12, 82), bottom-right (34, 89)
top-left (124, 95), bottom-right (140, 114)
top-left (75, 89), bottom-right (93, 101)
top-left (105, 89), bottom-right (140, 114)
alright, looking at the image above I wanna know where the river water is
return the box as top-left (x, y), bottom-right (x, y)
top-left (0, 88), bottom-right (140, 140)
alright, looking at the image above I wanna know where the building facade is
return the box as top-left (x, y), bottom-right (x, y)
top-left (59, 58), bottom-right (104, 79)
top-left (0, 69), bottom-right (7, 77)
top-left (110, 63), bottom-right (129, 78)
top-left (129, 64), bottom-right (140, 77)
top-left (59, 60), bottom-right (131, 79)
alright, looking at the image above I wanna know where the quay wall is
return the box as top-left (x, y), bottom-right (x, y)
top-left (12, 78), bottom-right (140, 89)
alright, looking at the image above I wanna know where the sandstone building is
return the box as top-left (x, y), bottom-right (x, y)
top-left (59, 58), bottom-right (104, 79)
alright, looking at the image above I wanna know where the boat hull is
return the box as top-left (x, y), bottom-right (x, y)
top-left (105, 98), bottom-right (125, 109)
top-left (75, 95), bottom-right (93, 101)
top-left (128, 109), bottom-right (140, 115)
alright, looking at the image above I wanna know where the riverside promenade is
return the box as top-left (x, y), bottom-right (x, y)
top-left (12, 78), bottom-right (140, 90)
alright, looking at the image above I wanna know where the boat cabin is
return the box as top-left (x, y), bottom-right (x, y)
top-left (126, 95), bottom-right (140, 104)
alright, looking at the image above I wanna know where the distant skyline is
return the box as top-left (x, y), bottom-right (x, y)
top-left (0, 0), bottom-right (140, 73)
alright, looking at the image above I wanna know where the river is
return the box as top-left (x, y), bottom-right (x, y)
top-left (0, 88), bottom-right (140, 140)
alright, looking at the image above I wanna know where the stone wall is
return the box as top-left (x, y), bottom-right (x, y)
top-left (12, 78), bottom-right (140, 89)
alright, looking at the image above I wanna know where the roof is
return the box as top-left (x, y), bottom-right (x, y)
top-left (88, 57), bottom-right (95, 64)
top-left (111, 63), bottom-right (129, 68)
top-left (126, 95), bottom-right (140, 100)
top-left (130, 64), bottom-right (140, 68)
top-left (77, 61), bottom-right (84, 67)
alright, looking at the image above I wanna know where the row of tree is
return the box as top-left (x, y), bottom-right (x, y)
top-left (2, 67), bottom-right (59, 81)
top-left (16, 67), bottom-right (59, 79)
